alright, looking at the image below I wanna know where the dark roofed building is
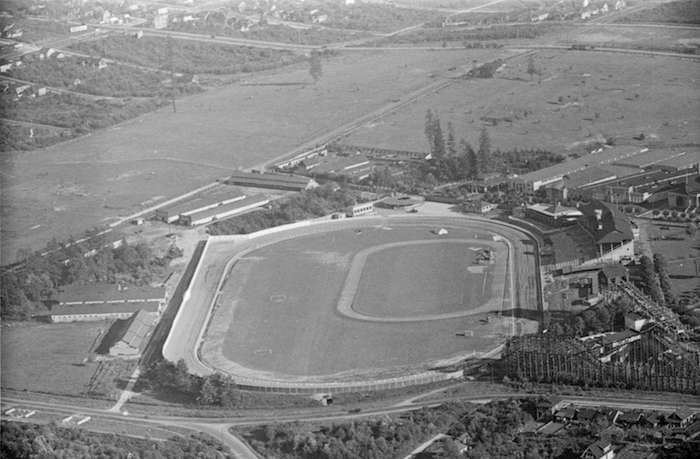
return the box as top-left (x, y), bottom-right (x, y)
top-left (578, 200), bottom-right (634, 262)
top-left (581, 440), bottom-right (615, 459)
top-left (40, 283), bottom-right (166, 322)
top-left (224, 171), bottom-right (318, 191)
top-left (107, 310), bottom-right (158, 357)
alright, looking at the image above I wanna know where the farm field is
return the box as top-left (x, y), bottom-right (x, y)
top-left (1, 321), bottom-right (106, 396)
top-left (1, 48), bottom-right (500, 261)
top-left (211, 224), bottom-right (508, 379)
top-left (343, 49), bottom-right (700, 154)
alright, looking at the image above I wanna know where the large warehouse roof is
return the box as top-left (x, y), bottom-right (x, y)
top-left (513, 146), bottom-right (646, 189)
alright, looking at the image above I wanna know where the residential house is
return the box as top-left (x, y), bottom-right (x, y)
top-left (581, 440), bottom-right (615, 459)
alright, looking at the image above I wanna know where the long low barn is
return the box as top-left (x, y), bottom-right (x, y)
top-left (224, 171), bottom-right (318, 191)
top-left (38, 283), bottom-right (166, 322)
top-left (179, 194), bottom-right (271, 226)
top-left (155, 185), bottom-right (245, 223)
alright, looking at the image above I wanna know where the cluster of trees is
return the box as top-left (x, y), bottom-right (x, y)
top-left (167, 16), bottom-right (364, 45)
top-left (467, 59), bottom-right (504, 79)
top-left (208, 184), bottom-right (359, 235)
top-left (0, 235), bottom-right (180, 320)
top-left (2, 92), bottom-right (164, 135)
top-left (419, 109), bottom-right (489, 183)
top-left (139, 359), bottom-right (313, 409)
top-left (244, 398), bottom-right (599, 459)
top-left (411, 110), bottom-right (562, 189)
top-left (384, 23), bottom-right (555, 44)
top-left (71, 36), bottom-right (302, 75)
top-left (8, 56), bottom-right (201, 98)
top-left (550, 296), bottom-right (635, 337)
top-left (0, 421), bottom-right (229, 458)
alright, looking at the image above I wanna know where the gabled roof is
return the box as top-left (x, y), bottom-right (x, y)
top-left (668, 408), bottom-right (694, 421)
top-left (579, 200), bottom-right (633, 244)
top-left (584, 440), bottom-right (613, 458)
top-left (118, 310), bottom-right (158, 350)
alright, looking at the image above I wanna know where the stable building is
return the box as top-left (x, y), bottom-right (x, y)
top-left (225, 171), bottom-right (318, 191)
top-left (40, 283), bottom-right (165, 322)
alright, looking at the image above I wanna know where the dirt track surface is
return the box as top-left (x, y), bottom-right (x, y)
top-left (163, 215), bottom-right (540, 390)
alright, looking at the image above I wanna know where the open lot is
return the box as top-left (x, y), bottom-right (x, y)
top-left (344, 49), bottom-right (700, 154)
top-left (1, 321), bottom-right (105, 396)
top-left (1, 48), bottom-right (499, 261)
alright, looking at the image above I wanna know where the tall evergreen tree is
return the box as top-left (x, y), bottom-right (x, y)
top-left (478, 127), bottom-right (491, 172)
top-left (431, 113), bottom-right (446, 160)
top-left (424, 109), bottom-right (435, 153)
top-left (460, 139), bottom-right (478, 178)
top-left (446, 121), bottom-right (457, 157)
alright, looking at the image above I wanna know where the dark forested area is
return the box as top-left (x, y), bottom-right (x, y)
top-left (0, 421), bottom-right (229, 458)
top-left (0, 234), bottom-right (181, 320)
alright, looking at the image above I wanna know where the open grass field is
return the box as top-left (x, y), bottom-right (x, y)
top-left (209, 224), bottom-right (508, 379)
top-left (353, 241), bottom-right (491, 317)
top-left (1, 48), bottom-right (499, 261)
top-left (343, 49), bottom-right (700, 154)
top-left (1, 321), bottom-right (106, 396)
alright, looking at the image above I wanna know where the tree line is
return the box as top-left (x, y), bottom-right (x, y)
top-left (207, 184), bottom-right (360, 235)
top-left (0, 234), bottom-right (181, 320)
top-left (1, 420), bottom-right (229, 458)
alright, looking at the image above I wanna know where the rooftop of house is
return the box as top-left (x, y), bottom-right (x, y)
top-left (585, 439), bottom-right (613, 457)
top-left (538, 421), bottom-right (566, 435)
top-left (579, 200), bottom-right (633, 244)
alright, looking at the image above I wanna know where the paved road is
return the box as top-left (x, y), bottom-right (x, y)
top-left (3, 389), bottom-right (699, 459)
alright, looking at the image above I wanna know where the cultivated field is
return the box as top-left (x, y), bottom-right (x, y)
top-left (343, 49), bottom-right (700, 154)
top-left (1, 321), bottom-right (105, 396)
top-left (1, 48), bottom-right (500, 261)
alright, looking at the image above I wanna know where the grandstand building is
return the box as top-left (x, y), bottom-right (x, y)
top-left (97, 310), bottom-right (158, 358)
top-left (525, 203), bottom-right (583, 227)
top-left (578, 200), bottom-right (634, 264)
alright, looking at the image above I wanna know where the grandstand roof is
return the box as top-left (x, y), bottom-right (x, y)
top-left (117, 310), bottom-right (158, 350)
top-left (579, 200), bottom-right (633, 244)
